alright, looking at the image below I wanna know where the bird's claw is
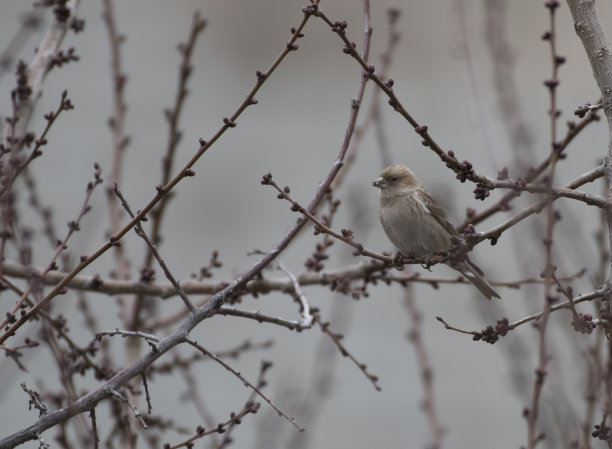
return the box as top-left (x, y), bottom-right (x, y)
top-left (392, 254), bottom-right (404, 271)
top-left (420, 255), bottom-right (433, 272)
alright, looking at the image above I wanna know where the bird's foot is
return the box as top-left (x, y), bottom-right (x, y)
top-left (420, 255), bottom-right (433, 272)
top-left (392, 254), bottom-right (404, 271)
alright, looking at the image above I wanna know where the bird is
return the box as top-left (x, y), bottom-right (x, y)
top-left (372, 165), bottom-right (500, 300)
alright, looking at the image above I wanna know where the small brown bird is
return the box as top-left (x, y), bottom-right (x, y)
top-left (372, 165), bottom-right (500, 300)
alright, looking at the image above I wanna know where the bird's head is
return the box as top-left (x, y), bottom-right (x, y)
top-left (372, 165), bottom-right (420, 192)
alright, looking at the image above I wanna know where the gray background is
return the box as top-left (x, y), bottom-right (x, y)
top-left (1, 1), bottom-right (611, 448)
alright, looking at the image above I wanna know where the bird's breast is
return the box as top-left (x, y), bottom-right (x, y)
top-left (378, 192), bottom-right (450, 258)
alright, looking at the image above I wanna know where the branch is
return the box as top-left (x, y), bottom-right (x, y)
top-left (0, 259), bottom-right (387, 298)
top-left (565, 1), bottom-right (612, 441)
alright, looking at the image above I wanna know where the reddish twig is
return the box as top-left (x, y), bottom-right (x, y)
top-left (526, 3), bottom-right (564, 445)
top-left (474, 164), bottom-right (604, 245)
top-left (185, 339), bottom-right (302, 430)
top-left (404, 286), bottom-right (443, 448)
top-left (437, 285), bottom-right (607, 342)
top-left (147, 12), bottom-right (207, 256)
top-left (314, 313), bottom-right (381, 391)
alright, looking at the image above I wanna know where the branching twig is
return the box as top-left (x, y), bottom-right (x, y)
top-left (166, 358), bottom-right (265, 449)
top-left (474, 164), bottom-right (604, 245)
top-left (147, 12), bottom-right (207, 256)
top-left (458, 107), bottom-right (600, 230)
top-left (437, 285), bottom-right (607, 341)
top-left (262, 174), bottom-right (393, 264)
top-left (266, 256), bottom-right (314, 328)
top-left (212, 361), bottom-right (268, 449)
top-left (1, 0), bottom-right (81, 152)
top-left (185, 339), bottom-right (303, 431)
top-left (0, 164), bottom-right (102, 334)
top-left (0, 90), bottom-right (74, 199)
top-left (113, 184), bottom-right (196, 313)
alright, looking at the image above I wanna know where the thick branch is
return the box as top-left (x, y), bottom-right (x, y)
top-left (565, 1), bottom-right (612, 286)
top-left (0, 260), bottom-right (386, 298)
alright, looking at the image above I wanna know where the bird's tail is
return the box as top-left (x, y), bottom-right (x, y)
top-left (459, 260), bottom-right (501, 300)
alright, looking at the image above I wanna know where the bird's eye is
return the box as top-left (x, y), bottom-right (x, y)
top-left (390, 177), bottom-right (398, 183)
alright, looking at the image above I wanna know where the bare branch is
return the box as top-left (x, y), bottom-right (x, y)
top-left (185, 339), bottom-right (303, 431)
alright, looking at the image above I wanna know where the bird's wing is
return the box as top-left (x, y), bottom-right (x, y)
top-left (415, 189), bottom-right (458, 236)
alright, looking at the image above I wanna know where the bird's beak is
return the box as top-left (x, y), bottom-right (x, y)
top-left (372, 177), bottom-right (385, 188)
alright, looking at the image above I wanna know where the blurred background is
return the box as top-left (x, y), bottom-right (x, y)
top-left (1, 0), bottom-right (611, 448)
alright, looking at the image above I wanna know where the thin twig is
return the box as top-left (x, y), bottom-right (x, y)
top-left (147, 11), bottom-right (207, 257)
top-left (101, 0), bottom-right (132, 330)
top-left (0, 91), bottom-right (74, 199)
top-left (107, 389), bottom-right (148, 429)
top-left (437, 286), bottom-right (607, 338)
top-left (185, 339), bottom-right (303, 431)
top-left (274, 259), bottom-right (313, 328)
top-left (526, 2), bottom-right (563, 445)
top-left (1, 0), bottom-right (81, 151)
top-left (404, 287), bottom-right (443, 448)
top-left (89, 409), bottom-right (99, 449)
top-left (263, 174), bottom-right (392, 264)
top-left (216, 306), bottom-right (313, 332)
top-left (313, 314), bottom-right (381, 391)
